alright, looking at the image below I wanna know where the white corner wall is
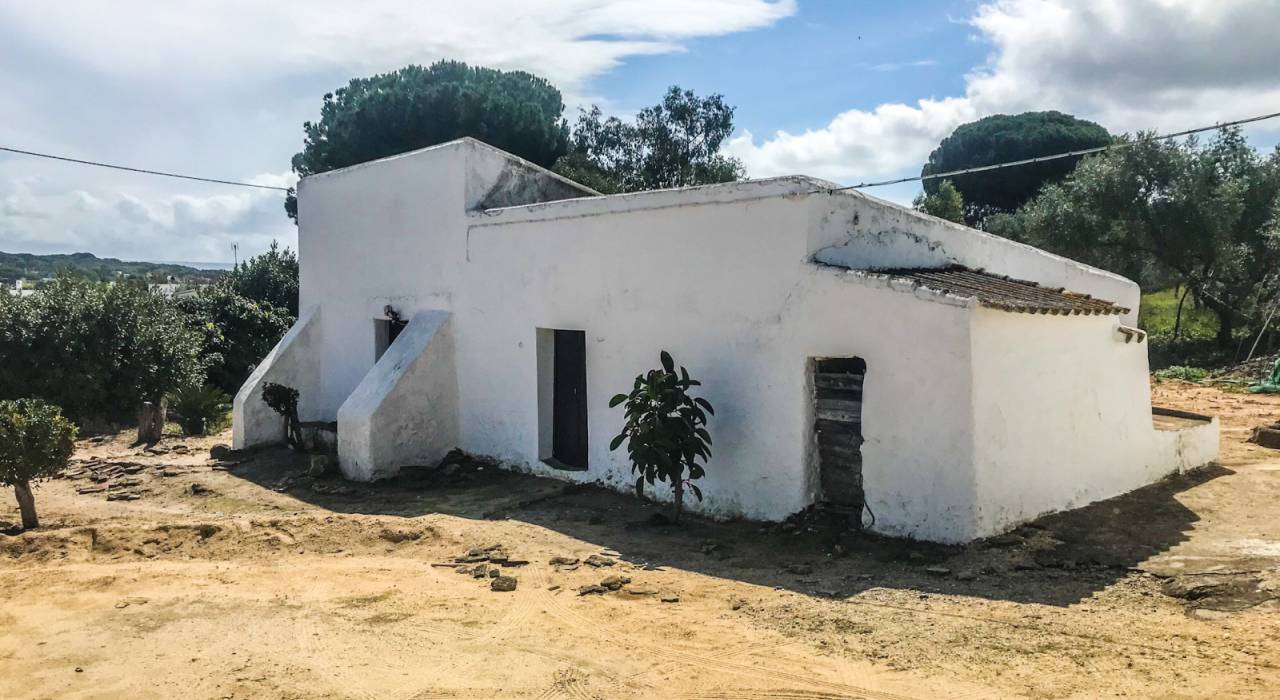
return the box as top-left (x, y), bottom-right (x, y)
top-left (968, 308), bottom-right (1217, 537)
top-left (232, 307), bottom-right (321, 450)
top-left (337, 310), bottom-right (459, 481)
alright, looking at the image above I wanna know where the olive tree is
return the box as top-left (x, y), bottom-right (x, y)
top-left (609, 351), bottom-right (714, 522)
top-left (0, 399), bottom-right (77, 529)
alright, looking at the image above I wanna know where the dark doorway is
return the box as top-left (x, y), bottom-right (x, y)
top-left (551, 329), bottom-right (588, 470)
top-left (812, 357), bottom-right (866, 517)
top-left (374, 318), bottom-right (408, 361)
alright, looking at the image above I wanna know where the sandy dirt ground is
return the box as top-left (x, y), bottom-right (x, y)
top-left (2, 381), bottom-right (1279, 699)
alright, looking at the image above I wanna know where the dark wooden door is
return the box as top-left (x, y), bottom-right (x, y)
top-left (552, 330), bottom-right (588, 469)
top-left (813, 357), bottom-right (865, 515)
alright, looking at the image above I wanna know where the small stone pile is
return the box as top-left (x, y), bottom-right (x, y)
top-left (447, 544), bottom-right (527, 591)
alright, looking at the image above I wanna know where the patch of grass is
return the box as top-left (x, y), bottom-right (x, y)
top-left (1139, 288), bottom-right (1219, 339)
top-left (1140, 288), bottom-right (1239, 369)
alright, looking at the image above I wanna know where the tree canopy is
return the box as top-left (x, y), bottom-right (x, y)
top-left (987, 127), bottom-right (1280, 348)
top-left (554, 86), bottom-right (744, 194)
top-left (224, 241), bottom-right (299, 316)
top-left (913, 179), bottom-right (965, 224)
top-left (0, 277), bottom-right (203, 423)
top-left (922, 111), bottom-right (1111, 225)
top-left (0, 398), bottom-right (76, 529)
top-left (287, 61), bottom-right (570, 219)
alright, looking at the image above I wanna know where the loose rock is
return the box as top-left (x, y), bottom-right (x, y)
top-left (600, 575), bottom-right (631, 591)
top-left (491, 576), bottom-right (517, 592)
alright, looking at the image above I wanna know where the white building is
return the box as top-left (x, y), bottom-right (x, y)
top-left (232, 138), bottom-right (1217, 543)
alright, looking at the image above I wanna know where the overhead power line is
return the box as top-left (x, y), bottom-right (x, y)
top-left (827, 109), bottom-right (1280, 192)
top-left (0, 145), bottom-right (291, 192)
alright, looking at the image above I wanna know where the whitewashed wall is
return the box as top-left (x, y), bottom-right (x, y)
top-left (969, 309), bottom-right (1217, 537)
top-left (337, 310), bottom-right (459, 480)
top-left (233, 137), bottom-right (1216, 543)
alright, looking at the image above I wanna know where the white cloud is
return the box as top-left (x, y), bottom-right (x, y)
top-left (0, 1), bottom-right (795, 262)
top-left (0, 173), bottom-right (295, 263)
top-left (0, 1), bottom-right (794, 98)
top-left (861, 60), bottom-right (938, 72)
top-left (729, 0), bottom-right (1280, 183)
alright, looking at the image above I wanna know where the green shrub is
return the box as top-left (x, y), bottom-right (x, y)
top-left (1154, 366), bottom-right (1210, 382)
top-left (0, 276), bottom-right (203, 425)
top-left (262, 382), bottom-right (303, 449)
top-left (177, 285), bottom-right (293, 395)
top-left (168, 384), bottom-right (232, 436)
top-left (609, 351), bottom-right (713, 522)
top-left (0, 398), bottom-right (77, 529)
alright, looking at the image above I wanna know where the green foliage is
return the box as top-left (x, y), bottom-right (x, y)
top-left (922, 111), bottom-right (1111, 225)
top-left (992, 127), bottom-right (1280, 349)
top-left (1139, 288), bottom-right (1220, 340)
top-left (1139, 288), bottom-right (1231, 369)
top-left (1153, 366), bottom-right (1209, 382)
top-left (222, 241), bottom-right (299, 316)
top-left (167, 384), bottom-right (231, 436)
top-left (262, 382), bottom-right (303, 449)
top-left (0, 398), bottom-right (77, 485)
top-left (176, 284), bottom-right (293, 396)
top-left (912, 179), bottom-right (966, 224)
top-left (176, 241), bottom-right (297, 395)
top-left (555, 86), bottom-right (745, 194)
top-left (608, 351), bottom-right (713, 521)
top-left (287, 60), bottom-right (570, 219)
top-left (0, 276), bottom-right (203, 424)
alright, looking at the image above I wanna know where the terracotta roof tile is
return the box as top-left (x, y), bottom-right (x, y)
top-left (874, 265), bottom-right (1128, 316)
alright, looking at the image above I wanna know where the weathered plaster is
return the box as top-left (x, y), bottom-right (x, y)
top-left (232, 306), bottom-right (321, 450)
top-left (235, 137), bottom-right (1218, 543)
top-left (337, 310), bottom-right (459, 481)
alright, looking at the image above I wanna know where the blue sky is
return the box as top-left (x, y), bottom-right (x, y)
top-left (601, 1), bottom-right (981, 135)
top-left (2, 0), bottom-right (1279, 264)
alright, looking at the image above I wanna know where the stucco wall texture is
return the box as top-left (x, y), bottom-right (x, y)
top-left (232, 138), bottom-right (1217, 543)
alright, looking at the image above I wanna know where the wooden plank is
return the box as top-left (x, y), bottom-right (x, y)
top-left (814, 373), bottom-right (864, 391)
top-left (816, 398), bottom-right (862, 415)
top-left (818, 443), bottom-right (862, 461)
top-left (820, 467), bottom-right (863, 507)
top-left (816, 407), bottom-right (861, 423)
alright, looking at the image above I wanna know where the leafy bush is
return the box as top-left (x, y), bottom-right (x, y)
top-left (177, 284), bottom-right (293, 395)
top-left (262, 382), bottom-right (304, 449)
top-left (0, 398), bottom-right (77, 529)
top-left (223, 241), bottom-right (299, 317)
top-left (609, 351), bottom-right (713, 522)
top-left (168, 384), bottom-right (232, 436)
top-left (1153, 366), bottom-right (1210, 382)
top-left (0, 276), bottom-right (203, 425)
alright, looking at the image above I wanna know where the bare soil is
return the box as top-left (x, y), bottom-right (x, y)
top-left (2, 381), bottom-right (1279, 699)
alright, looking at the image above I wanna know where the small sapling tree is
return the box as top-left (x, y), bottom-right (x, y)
top-left (262, 382), bottom-right (304, 449)
top-left (609, 351), bottom-right (714, 522)
top-left (0, 399), bottom-right (77, 529)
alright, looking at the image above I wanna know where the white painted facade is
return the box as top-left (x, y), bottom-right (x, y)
top-left (233, 138), bottom-right (1217, 543)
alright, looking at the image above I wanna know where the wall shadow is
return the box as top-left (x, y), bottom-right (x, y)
top-left (224, 447), bottom-right (1231, 608)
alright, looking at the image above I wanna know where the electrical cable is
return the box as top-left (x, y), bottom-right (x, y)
top-left (822, 110), bottom-right (1280, 192)
top-left (0, 145), bottom-right (291, 192)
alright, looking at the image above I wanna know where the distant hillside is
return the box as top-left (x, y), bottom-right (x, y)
top-left (0, 251), bottom-right (227, 285)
